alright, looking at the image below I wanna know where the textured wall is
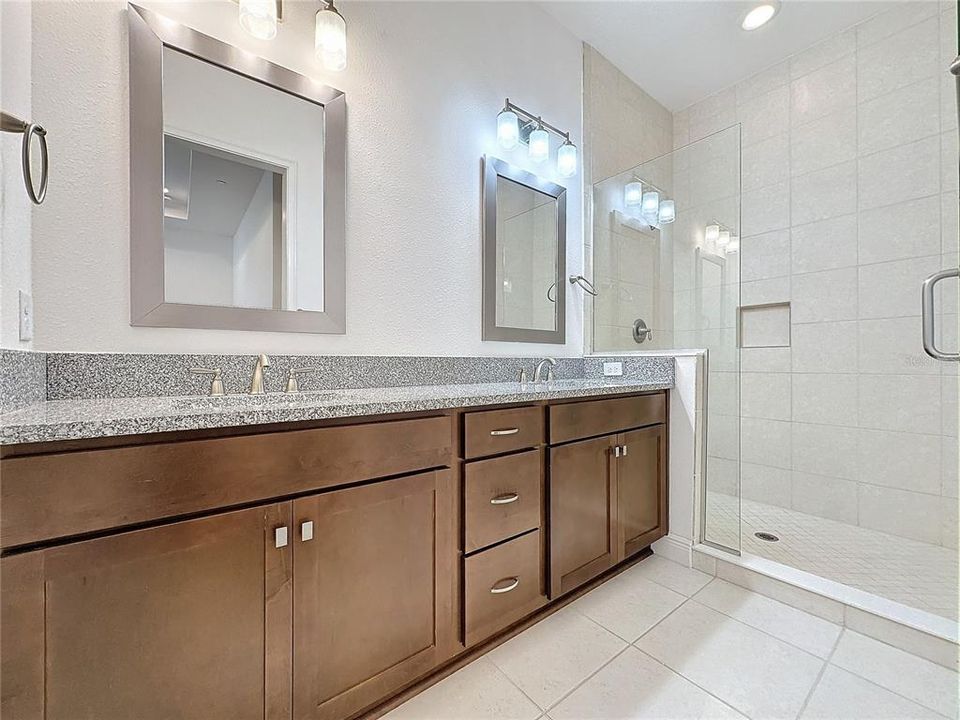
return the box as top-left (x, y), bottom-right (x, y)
top-left (26, 0), bottom-right (583, 356)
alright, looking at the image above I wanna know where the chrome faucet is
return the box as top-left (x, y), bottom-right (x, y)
top-left (533, 357), bottom-right (556, 383)
top-left (249, 354), bottom-right (270, 395)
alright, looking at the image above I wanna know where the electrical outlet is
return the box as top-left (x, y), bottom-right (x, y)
top-left (18, 290), bottom-right (33, 341)
top-left (603, 361), bottom-right (623, 377)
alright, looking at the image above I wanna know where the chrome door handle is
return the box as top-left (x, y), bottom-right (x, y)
top-left (274, 526), bottom-right (288, 548)
top-left (490, 492), bottom-right (520, 505)
top-left (490, 427), bottom-right (520, 436)
top-left (621, 444), bottom-right (628, 456)
top-left (614, 445), bottom-right (621, 458)
top-left (301, 521), bottom-right (314, 542)
top-left (921, 268), bottom-right (960, 361)
top-left (490, 576), bottom-right (520, 594)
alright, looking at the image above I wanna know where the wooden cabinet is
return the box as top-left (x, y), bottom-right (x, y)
top-left (549, 435), bottom-right (618, 596)
top-left (617, 425), bottom-right (667, 561)
top-left (0, 504), bottom-right (292, 720)
top-left (292, 470), bottom-right (457, 720)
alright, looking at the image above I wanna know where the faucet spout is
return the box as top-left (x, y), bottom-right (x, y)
top-left (533, 357), bottom-right (556, 384)
top-left (249, 354), bottom-right (270, 395)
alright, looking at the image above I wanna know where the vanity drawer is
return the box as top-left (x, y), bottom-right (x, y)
top-left (0, 415), bottom-right (452, 549)
top-left (464, 530), bottom-right (546, 646)
top-left (550, 393), bottom-right (665, 444)
top-left (464, 449), bottom-right (542, 553)
top-left (463, 406), bottom-right (543, 459)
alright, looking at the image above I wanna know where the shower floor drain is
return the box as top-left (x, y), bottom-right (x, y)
top-left (754, 532), bottom-right (780, 542)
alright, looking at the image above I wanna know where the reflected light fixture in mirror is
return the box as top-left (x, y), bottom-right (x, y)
top-left (641, 189), bottom-right (659, 222)
top-left (624, 181), bottom-right (643, 206)
top-left (315, 0), bottom-right (347, 71)
top-left (658, 199), bottom-right (675, 224)
top-left (238, 0), bottom-right (278, 39)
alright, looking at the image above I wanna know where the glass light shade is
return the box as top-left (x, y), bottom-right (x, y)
top-left (624, 181), bottom-right (643, 207)
top-left (315, 5), bottom-right (347, 71)
top-left (727, 235), bottom-right (740, 253)
top-left (641, 190), bottom-right (660, 216)
top-left (497, 110), bottom-right (520, 150)
top-left (718, 229), bottom-right (731, 247)
top-left (705, 224), bottom-right (721, 245)
top-left (557, 142), bottom-right (577, 178)
top-left (239, 0), bottom-right (278, 40)
top-left (528, 128), bottom-right (549, 163)
top-left (658, 199), bottom-right (676, 224)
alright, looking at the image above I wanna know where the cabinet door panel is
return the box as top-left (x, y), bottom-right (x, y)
top-left (32, 505), bottom-right (285, 720)
top-left (549, 435), bottom-right (617, 596)
top-left (293, 470), bottom-right (457, 720)
top-left (618, 425), bottom-right (667, 560)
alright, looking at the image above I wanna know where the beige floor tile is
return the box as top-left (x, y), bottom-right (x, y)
top-left (632, 554), bottom-right (713, 596)
top-left (830, 630), bottom-right (959, 718)
top-left (487, 606), bottom-right (627, 710)
top-left (569, 564), bottom-right (687, 642)
top-left (694, 578), bottom-right (842, 658)
top-left (635, 601), bottom-right (824, 719)
top-left (382, 657), bottom-right (541, 720)
top-left (550, 646), bottom-right (746, 720)
top-left (801, 666), bottom-right (943, 719)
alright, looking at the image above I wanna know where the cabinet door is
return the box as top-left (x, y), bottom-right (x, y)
top-left (292, 470), bottom-right (458, 720)
top-left (617, 425), bottom-right (667, 560)
top-left (1, 504), bottom-right (292, 720)
top-left (549, 435), bottom-right (617, 597)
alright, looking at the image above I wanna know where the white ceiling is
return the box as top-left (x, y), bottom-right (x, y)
top-left (540, 0), bottom-right (890, 111)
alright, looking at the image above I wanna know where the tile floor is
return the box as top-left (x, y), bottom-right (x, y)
top-left (384, 556), bottom-right (959, 720)
top-left (704, 492), bottom-right (959, 620)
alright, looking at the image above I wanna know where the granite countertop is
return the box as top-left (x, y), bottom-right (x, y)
top-left (0, 378), bottom-right (672, 445)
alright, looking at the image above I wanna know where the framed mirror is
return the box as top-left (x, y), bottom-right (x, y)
top-left (128, 4), bottom-right (345, 333)
top-left (482, 156), bottom-right (566, 343)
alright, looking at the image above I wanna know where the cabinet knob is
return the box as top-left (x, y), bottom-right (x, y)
top-left (274, 526), bottom-right (288, 548)
top-left (301, 521), bottom-right (314, 542)
top-left (490, 492), bottom-right (520, 505)
top-left (490, 576), bottom-right (520, 594)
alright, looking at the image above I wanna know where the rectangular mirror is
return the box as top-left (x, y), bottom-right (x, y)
top-left (482, 156), bottom-right (566, 344)
top-left (129, 4), bottom-right (345, 333)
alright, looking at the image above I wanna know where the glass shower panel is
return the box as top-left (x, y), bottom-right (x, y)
top-left (591, 125), bottom-right (742, 552)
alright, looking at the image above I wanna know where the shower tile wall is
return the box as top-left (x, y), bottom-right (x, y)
top-left (583, 44), bottom-right (674, 352)
top-left (675, 1), bottom-right (959, 549)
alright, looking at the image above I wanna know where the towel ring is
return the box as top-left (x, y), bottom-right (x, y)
top-left (569, 274), bottom-right (598, 296)
top-left (1, 111), bottom-right (48, 205)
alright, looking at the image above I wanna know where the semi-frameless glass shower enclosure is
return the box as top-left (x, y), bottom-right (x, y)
top-left (592, 0), bottom-right (959, 627)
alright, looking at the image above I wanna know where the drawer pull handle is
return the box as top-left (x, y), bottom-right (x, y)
top-left (490, 492), bottom-right (520, 505)
top-left (490, 427), bottom-right (520, 436)
top-left (490, 576), bottom-right (520, 594)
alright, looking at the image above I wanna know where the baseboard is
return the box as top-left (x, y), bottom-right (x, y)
top-left (651, 533), bottom-right (692, 566)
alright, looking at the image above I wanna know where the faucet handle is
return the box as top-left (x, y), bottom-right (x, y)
top-left (189, 367), bottom-right (225, 396)
top-left (285, 367), bottom-right (316, 394)
top-left (518, 368), bottom-right (528, 384)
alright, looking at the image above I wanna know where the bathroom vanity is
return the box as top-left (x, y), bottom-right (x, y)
top-left (0, 387), bottom-right (668, 720)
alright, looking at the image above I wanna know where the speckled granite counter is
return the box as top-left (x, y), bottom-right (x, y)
top-left (0, 378), bottom-right (672, 445)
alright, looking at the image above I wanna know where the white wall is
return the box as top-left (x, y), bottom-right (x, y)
top-left (0, 0), bottom-right (33, 348)
top-left (233, 171), bottom-right (275, 309)
top-left (163, 227), bottom-right (234, 306)
top-left (24, 0), bottom-right (584, 355)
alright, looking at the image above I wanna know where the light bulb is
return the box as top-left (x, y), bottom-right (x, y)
top-left (557, 140), bottom-right (577, 178)
top-left (497, 110), bottom-right (519, 150)
top-left (641, 190), bottom-right (660, 217)
top-left (624, 181), bottom-right (643, 207)
top-left (658, 199), bottom-right (676, 224)
top-left (705, 224), bottom-right (720, 244)
top-left (239, 0), bottom-right (278, 40)
top-left (528, 127), bottom-right (549, 163)
top-left (742, 2), bottom-right (779, 30)
top-left (718, 229), bottom-right (731, 248)
top-left (315, 1), bottom-right (347, 71)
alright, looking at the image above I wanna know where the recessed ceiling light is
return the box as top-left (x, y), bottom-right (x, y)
top-left (742, 2), bottom-right (779, 30)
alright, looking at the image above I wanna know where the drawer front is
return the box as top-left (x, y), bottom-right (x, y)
top-left (464, 530), bottom-right (546, 646)
top-left (463, 406), bottom-right (543, 459)
top-left (464, 450), bottom-right (542, 553)
top-left (550, 393), bottom-right (665, 444)
top-left (1, 415), bottom-right (452, 550)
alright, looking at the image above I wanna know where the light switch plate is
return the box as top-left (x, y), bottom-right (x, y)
top-left (18, 290), bottom-right (33, 341)
top-left (603, 361), bottom-right (623, 377)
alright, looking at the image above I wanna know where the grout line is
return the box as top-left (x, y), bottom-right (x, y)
top-left (794, 627), bottom-right (844, 719)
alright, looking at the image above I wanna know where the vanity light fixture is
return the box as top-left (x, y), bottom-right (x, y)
top-left (315, 0), bottom-right (347, 71)
top-left (705, 224), bottom-right (721, 245)
top-left (741, 1), bottom-right (780, 30)
top-left (703, 222), bottom-right (738, 255)
top-left (238, 0), bottom-right (280, 40)
top-left (494, 99), bottom-right (577, 177)
top-left (658, 199), bottom-right (676, 224)
top-left (625, 176), bottom-right (676, 229)
top-left (624, 181), bottom-right (643, 207)
top-left (641, 189), bottom-right (660, 220)
top-left (718, 229), bottom-right (731, 248)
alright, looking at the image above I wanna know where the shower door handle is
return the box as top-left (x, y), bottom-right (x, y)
top-left (921, 268), bottom-right (959, 362)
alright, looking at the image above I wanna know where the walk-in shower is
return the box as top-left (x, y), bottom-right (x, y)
top-left (591, 0), bottom-right (959, 630)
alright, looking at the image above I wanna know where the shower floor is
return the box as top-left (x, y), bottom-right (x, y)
top-left (705, 492), bottom-right (959, 621)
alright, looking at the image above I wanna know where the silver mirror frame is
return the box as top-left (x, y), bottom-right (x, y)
top-left (128, 4), bottom-right (346, 334)
top-left (481, 155), bottom-right (566, 344)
